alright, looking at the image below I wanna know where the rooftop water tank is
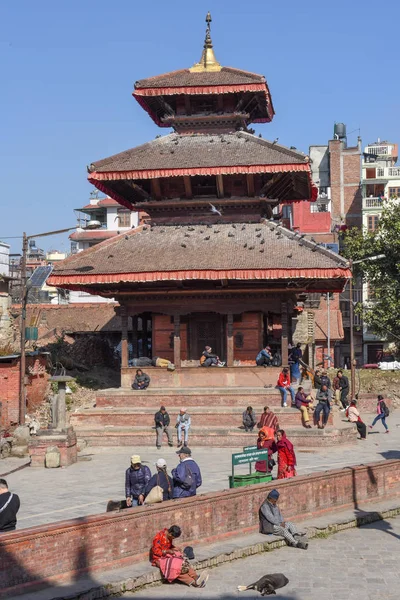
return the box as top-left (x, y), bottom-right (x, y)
top-left (85, 220), bottom-right (102, 230)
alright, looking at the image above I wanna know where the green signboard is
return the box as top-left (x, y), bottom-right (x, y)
top-left (232, 449), bottom-right (269, 466)
top-left (243, 445), bottom-right (257, 453)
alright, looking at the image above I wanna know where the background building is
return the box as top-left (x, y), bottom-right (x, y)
top-left (361, 140), bottom-right (399, 363)
top-left (282, 124), bottom-right (363, 367)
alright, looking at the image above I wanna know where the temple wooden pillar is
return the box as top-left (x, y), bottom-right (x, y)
top-left (173, 314), bottom-right (181, 367)
top-left (227, 313), bottom-right (234, 367)
top-left (281, 301), bottom-right (289, 367)
top-left (120, 307), bottom-right (129, 369)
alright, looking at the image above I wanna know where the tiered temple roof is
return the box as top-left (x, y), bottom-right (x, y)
top-left (50, 221), bottom-right (350, 292)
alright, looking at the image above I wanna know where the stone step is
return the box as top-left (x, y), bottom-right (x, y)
top-left (70, 406), bottom-right (333, 428)
top-left (96, 387), bottom-right (286, 408)
top-left (76, 424), bottom-right (356, 448)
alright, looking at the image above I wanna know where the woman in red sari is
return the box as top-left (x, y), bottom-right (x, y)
top-left (255, 426), bottom-right (275, 473)
top-left (273, 429), bottom-right (297, 479)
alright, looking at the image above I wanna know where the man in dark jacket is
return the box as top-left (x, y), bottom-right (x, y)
top-left (337, 370), bottom-right (349, 411)
top-left (314, 385), bottom-right (332, 429)
top-left (320, 370), bottom-right (331, 389)
top-left (0, 479), bottom-right (20, 532)
top-left (154, 405), bottom-right (173, 449)
top-left (144, 458), bottom-right (174, 502)
top-left (200, 346), bottom-right (225, 367)
top-left (132, 369), bottom-right (150, 390)
top-left (125, 455), bottom-right (151, 506)
top-left (259, 489), bottom-right (307, 549)
top-left (172, 447), bottom-right (202, 498)
top-left (243, 406), bottom-right (257, 432)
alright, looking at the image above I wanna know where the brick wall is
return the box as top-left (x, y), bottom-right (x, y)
top-left (0, 460), bottom-right (399, 595)
top-left (0, 355), bottom-right (48, 427)
top-left (329, 139), bottom-right (362, 228)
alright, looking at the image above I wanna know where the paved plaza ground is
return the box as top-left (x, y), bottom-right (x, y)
top-left (1, 411), bottom-right (399, 530)
top-left (121, 516), bottom-right (400, 600)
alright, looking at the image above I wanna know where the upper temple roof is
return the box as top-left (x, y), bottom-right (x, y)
top-left (135, 67), bottom-right (266, 89)
top-left (89, 132), bottom-right (307, 174)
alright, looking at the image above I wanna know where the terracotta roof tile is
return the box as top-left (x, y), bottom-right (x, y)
top-left (97, 198), bottom-right (121, 207)
top-left (90, 132), bottom-right (307, 174)
top-left (70, 230), bottom-right (119, 242)
top-left (52, 222), bottom-right (349, 284)
top-left (26, 303), bottom-right (121, 334)
top-left (135, 67), bottom-right (265, 89)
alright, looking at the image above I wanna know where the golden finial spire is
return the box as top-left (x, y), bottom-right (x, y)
top-left (190, 11), bottom-right (222, 72)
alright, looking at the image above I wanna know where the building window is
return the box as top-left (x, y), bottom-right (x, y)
top-left (367, 215), bottom-right (379, 231)
top-left (388, 187), bottom-right (400, 199)
top-left (117, 209), bottom-right (131, 227)
top-left (311, 202), bottom-right (329, 213)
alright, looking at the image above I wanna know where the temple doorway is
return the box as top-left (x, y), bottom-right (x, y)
top-left (188, 313), bottom-right (225, 360)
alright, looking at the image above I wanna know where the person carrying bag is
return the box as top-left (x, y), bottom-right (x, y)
top-left (144, 459), bottom-right (174, 504)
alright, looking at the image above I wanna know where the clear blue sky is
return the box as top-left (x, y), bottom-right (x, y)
top-left (1, 0), bottom-right (399, 254)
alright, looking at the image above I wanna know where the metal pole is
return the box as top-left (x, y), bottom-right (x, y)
top-left (327, 293), bottom-right (331, 369)
top-left (19, 232), bottom-right (28, 425)
top-left (349, 259), bottom-right (356, 398)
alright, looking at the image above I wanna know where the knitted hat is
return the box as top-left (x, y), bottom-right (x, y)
top-left (267, 489), bottom-right (280, 500)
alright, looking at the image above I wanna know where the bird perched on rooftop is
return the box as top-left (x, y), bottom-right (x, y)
top-left (256, 233), bottom-right (262, 238)
top-left (209, 202), bottom-right (222, 217)
top-left (204, 236), bottom-right (210, 240)
top-left (271, 138), bottom-right (279, 145)
top-left (181, 243), bottom-right (186, 248)
top-left (287, 253), bottom-right (293, 258)
top-left (238, 573), bottom-right (289, 596)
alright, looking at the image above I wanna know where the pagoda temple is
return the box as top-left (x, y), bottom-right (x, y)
top-left (50, 14), bottom-right (351, 386)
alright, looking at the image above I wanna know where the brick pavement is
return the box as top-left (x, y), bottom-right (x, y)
top-left (1, 412), bottom-right (399, 530)
top-left (121, 516), bottom-right (400, 600)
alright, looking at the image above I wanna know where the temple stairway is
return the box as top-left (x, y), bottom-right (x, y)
top-left (70, 379), bottom-right (358, 448)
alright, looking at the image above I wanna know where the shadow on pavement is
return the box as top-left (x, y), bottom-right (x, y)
top-left (380, 450), bottom-right (400, 460)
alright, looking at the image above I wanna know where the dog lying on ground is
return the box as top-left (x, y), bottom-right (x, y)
top-left (238, 573), bottom-right (289, 596)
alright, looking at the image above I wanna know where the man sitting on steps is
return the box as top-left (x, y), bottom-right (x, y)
top-left (259, 489), bottom-right (308, 549)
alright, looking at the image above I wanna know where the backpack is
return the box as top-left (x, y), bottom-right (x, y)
top-left (200, 354), bottom-right (206, 365)
top-left (381, 401), bottom-right (390, 418)
top-left (181, 465), bottom-right (194, 491)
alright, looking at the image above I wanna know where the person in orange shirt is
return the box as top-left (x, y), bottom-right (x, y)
top-left (276, 367), bottom-right (296, 407)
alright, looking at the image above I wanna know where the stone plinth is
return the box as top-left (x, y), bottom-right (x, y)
top-left (121, 366), bottom-right (282, 389)
top-left (28, 427), bottom-right (78, 468)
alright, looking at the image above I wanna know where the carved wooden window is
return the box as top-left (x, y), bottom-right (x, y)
top-left (234, 332), bottom-right (244, 349)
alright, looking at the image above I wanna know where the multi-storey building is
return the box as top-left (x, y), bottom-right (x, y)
top-left (282, 124), bottom-right (363, 367)
top-left (361, 140), bottom-right (399, 363)
top-left (71, 192), bottom-right (139, 254)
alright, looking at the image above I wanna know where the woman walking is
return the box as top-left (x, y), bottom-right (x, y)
top-left (255, 427), bottom-right (275, 474)
top-left (273, 430), bottom-right (297, 479)
top-left (369, 395), bottom-right (390, 433)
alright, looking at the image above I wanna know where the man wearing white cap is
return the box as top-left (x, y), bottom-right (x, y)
top-left (175, 408), bottom-right (191, 448)
top-left (144, 458), bottom-right (174, 502)
top-left (125, 455), bottom-right (151, 507)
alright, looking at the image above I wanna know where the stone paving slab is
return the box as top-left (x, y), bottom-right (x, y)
top-left (14, 498), bottom-right (400, 600)
top-left (1, 412), bottom-right (399, 530)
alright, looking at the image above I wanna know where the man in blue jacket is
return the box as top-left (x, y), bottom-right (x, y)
top-left (125, 455), bottom-right (151, 507)
top-left (171, 447), bottom-right (202, 498)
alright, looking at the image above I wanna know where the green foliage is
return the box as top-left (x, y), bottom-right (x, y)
top-left (343, 201), bottom-right (400, 341)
